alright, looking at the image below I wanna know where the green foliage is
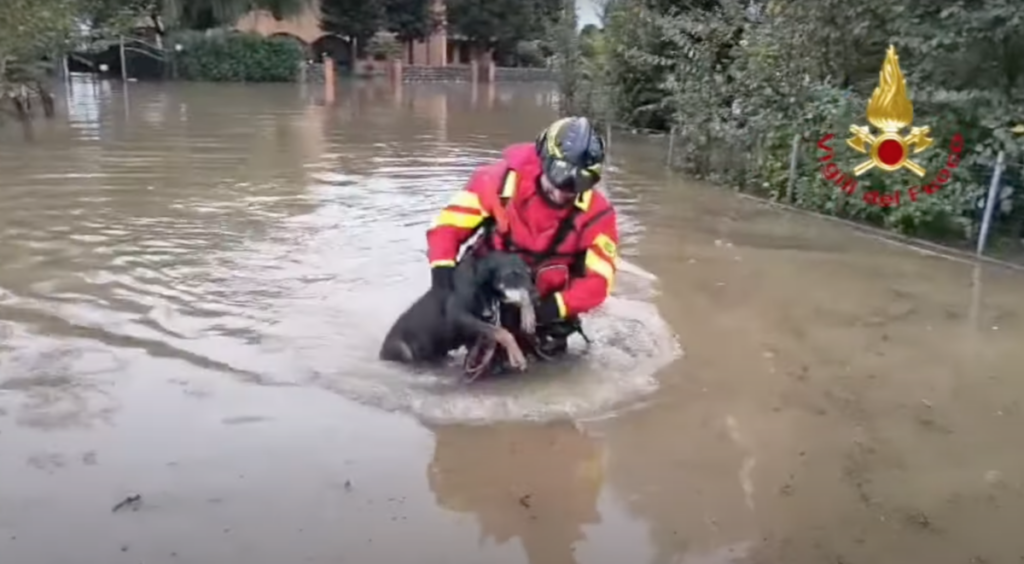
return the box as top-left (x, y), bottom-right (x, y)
top-left (0, 0), bottom-right (80, 62)
top-left (321, 0), bottom-right (439, 53)
top-left (1, 0), bottom-right (82, 122)
top-left (366, 33), bottom-right (401, 60)
top-left (84, 0), bottom-right (313, 35)
top-left (170, 31), bottom-right (304, 81)
top-left (447, 0), bottom-right (563, 50)
top-left (514, 40), bottom-right (547, 67)
top-left (568, 0), bottom-right (1024, 245)
top-left (320, 0), bottom-right (384, 49)
top-left (382, 0), bottom-right (439, 43)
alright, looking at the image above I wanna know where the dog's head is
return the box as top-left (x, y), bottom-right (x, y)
top-left (477, 252), bottom-right (537, 305)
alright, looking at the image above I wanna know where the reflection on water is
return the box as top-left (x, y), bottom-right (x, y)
top-left (428, 422), bottom-right (603, 563)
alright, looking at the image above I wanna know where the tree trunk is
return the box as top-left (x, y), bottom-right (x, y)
top-left (35, 81), bottom-right (55, 118)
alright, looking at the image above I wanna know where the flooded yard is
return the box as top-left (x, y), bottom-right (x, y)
top-left (1, 78), bottom-right (1022, 564)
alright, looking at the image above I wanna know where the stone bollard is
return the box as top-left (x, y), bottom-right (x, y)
top-left (390, 58), bottom-right (403, 84)
top-left (324, 56), bottom-right (335, 104)
top-left (470, 60), bottom-right (479, 83)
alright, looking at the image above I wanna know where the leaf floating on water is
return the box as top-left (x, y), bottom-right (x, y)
top-left (111, 494), bottom-right (142, 513)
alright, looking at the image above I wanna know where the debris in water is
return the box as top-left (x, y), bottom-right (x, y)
top-left (111, 494), bottom-right (142, 513)
top-left (518, 494), bottom-right (532, 508)
top-left (344, 480), bottom-right (353, 491)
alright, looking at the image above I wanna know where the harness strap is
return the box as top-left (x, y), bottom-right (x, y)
top-left (489, 167), bottom-right (587, 264)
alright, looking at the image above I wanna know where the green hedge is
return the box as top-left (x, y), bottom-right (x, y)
top-left (170, 32), bottom-right (305, 82)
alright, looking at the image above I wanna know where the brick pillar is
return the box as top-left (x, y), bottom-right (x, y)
top-left (429, 0), bottom-right (447, 66)
top-left (390, 58), bottom-right (403, 84)
top-left (324, 57), bottom-right (335, 103)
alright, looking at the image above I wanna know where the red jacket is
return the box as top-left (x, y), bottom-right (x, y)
top-left (427, 143), bottom-right (619, 319)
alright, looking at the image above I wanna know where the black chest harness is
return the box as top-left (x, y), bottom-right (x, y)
top-left (476, 169), bottom-right (612, 271)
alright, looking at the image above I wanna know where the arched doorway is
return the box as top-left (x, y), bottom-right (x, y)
top-left (311, 34), bottom-right (353, 69)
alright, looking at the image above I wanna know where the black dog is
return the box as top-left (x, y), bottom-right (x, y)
top-left (379, 252), bottom-right (538, 370)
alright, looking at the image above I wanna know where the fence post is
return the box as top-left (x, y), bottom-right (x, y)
top-left (976, 151), bottom-right (1006, 256)
top-left (786, 133), bottom-right (800, 203)
top-left (119, 36), bottom-right (128, 81)
top-left (666, 126), bottom-right (676, 167)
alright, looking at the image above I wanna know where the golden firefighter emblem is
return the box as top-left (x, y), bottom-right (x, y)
top-left (847, 45), bottom-right (933, 177)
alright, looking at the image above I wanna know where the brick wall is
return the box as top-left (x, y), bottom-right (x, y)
top-left (401, 64), bottom-right (556, 83)
top-left (493, 67), bottom-right (556, 83)
top-left (402, 65), bottom-right (474, 82)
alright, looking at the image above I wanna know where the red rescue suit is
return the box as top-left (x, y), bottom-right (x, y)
top-left (427, 143), bottom-right (619, 320)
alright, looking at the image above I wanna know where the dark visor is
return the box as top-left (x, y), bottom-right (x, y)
top-left (543, 158), bottom-right (600, 194)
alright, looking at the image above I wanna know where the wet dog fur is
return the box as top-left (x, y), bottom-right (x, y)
top-left (379, 252), bottom-right (538, 369)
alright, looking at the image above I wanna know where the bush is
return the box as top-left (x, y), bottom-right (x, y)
top-left (169, 31), bottom-right (304, 82)
top-left (569, 0), bottom-right (1024, 246)
top-left (366, 33), bottom-right (401, 61)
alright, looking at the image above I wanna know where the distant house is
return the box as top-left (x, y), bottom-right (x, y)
top-left (233, 0), bottom-right (478, 67)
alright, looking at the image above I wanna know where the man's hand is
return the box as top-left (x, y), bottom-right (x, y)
top-left (534, 294), bottom-right (562, 326)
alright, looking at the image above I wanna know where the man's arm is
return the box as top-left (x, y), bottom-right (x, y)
top-left (426, 165), bottom-right (503, 287)
top-left (536, 208), bottom-right (619, 322)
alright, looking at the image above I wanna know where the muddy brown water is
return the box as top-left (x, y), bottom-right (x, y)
top-left (1, 77), bottom-right (1023, 564)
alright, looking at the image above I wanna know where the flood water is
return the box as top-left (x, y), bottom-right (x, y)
top-left (2, 77), bottom-right (1023, 564)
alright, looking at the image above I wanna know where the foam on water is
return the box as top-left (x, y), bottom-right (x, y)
top-left (322, 269), bottom-right (682, 424)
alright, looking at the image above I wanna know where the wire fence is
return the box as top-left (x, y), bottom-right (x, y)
top-left (599, 121), bottom-right (1024, 265)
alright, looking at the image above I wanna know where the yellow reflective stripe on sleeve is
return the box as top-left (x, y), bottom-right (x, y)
top-left (430, 259), bottom-right (455, 268)
top-left (431, 209), bottom-right (485, 229)
top-left (447, 190), bottom-right (485, 211)
top-left (592, 233), bottom-right (618, 263)
top-left (501, 170), bottom-right (518, 199)
top-left (585, 251), bottom-right (615, 290)
top-left (586, 233), bottom-right (618, 294)
top-left (554, 292), bottom-right (567, 318)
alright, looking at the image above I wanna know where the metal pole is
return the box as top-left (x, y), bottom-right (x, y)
top-left (976, 151), bottom-right (1005, 256)
top-left (968, 262), bottom-right (982, 333)
top-left (667, 125), bottom-right (676, 167)
top-left (119, 36), bottom-right (128, 81)
top-left (787, 133), bottom-right (800, 203)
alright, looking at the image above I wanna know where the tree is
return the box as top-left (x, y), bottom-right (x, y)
top-left (567, 0), bottom-right (1024, 244)
top-left (446, 0), bottom-right (562, 52)
top-left (1, 0), bottom-right (81, 122)
top-left (382, 0), bottom-right (438, 44)
top-left (319, 0), bottom-right (384, 57)
top-left (85, 0), bottom-right (313, 38)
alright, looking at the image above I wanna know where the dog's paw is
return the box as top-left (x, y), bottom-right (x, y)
top-left (494, 328), bottom-right (528, 371)
top-left (520, 310), bottom-right (536, 335)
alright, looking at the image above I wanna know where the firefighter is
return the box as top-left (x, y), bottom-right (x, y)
top-left (426, 116), bottom-right (618, 360)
